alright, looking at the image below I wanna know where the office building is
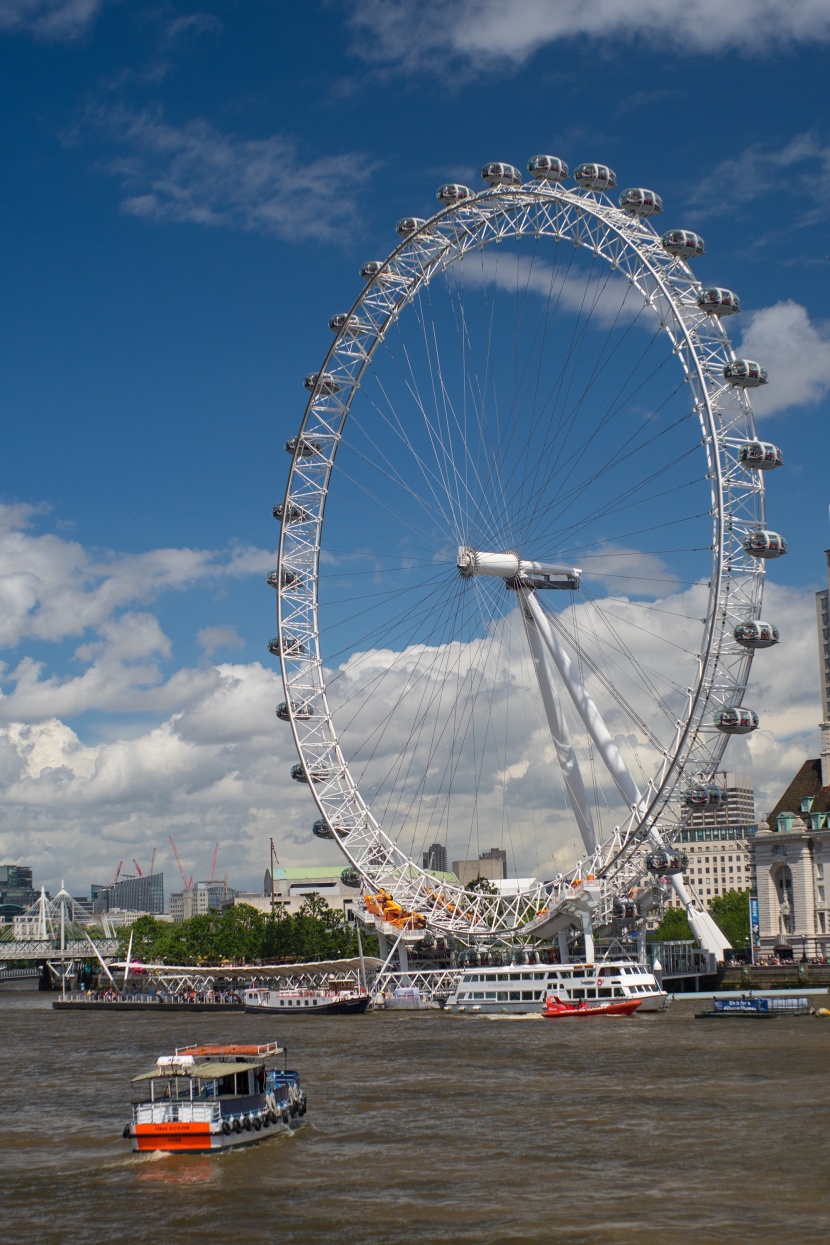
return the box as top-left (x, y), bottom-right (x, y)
top-left (422, 842), bottom-right (447, 873)
top-left (101, 872), bottom-right (164, 915)
top-left (0, 864), bottom-right (36, 909)
top-left (169, 880), bottom-right (236, 921)
top-left (673, 772), bottom-right (756, 904)
top-left (451, 847), bottom-right (507, 888)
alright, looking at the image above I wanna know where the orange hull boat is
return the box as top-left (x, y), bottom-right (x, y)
top-left (542, 995), bottom-right (641, 1018)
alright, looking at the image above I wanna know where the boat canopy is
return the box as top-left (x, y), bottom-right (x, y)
top-left (132, 1060), bottom-right (263, 1082)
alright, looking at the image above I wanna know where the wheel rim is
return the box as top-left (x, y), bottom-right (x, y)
top-left (276, 174), bottom-right (767, 937)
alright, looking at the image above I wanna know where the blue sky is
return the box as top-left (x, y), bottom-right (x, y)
top-left (2, 0), bottom-right (829, 895)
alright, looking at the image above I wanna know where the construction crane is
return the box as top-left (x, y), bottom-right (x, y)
top-left (132, 859), bottom-right (143, 877)
top-left (111, 860), bottom-right (123, 885)
top-left (168, 836), bottom-right (193, 890)
top-left (208, 842), bottom-right (219, 883)
top-left (149, 847), bottom-right (157, 875)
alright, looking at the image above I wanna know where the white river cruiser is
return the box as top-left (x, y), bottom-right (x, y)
top-left (445, 959), bottom-right (667, 1014)
top-left (124, 1042), bottom-right (306, 1152)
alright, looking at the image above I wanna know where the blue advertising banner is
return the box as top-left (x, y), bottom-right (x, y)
top-left (749, 896), bottom-right (761, 958)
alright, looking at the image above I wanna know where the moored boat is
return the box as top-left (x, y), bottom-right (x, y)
top-left (244, 978), bottom-right (370, 1015)
top-left (445, 957), bottom-right (667, 1014)
top-left (543, 995), bottom-right (641, 1018)
top-left (695, 995), bottom-right (812, 1019)
top-left (124, 1041), bottom-right (306, 1152)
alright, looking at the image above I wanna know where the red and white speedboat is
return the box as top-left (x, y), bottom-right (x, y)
top-left (542, 995), bottom-right (642, 1018)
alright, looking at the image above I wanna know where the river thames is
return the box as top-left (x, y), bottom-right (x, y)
top-left (2, 990), bottom-right (828, 1244)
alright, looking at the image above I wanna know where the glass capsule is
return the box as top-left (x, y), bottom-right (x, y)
top-left (481, 161), bottom-right (522, 187)
top-left (273, 502), bottom-right (310, 523)
top-left (733, 621), bottom-right (780, 649)
top-left (619, 187), bottom-right (663, 216)
top-left (739, 442), bottom-right (783, 470)
top-left (696, 287), bottom-right (741, 316)
top-left (304, 372), bottom-right (340, 394)
top-left (574, 163), bottom-right (617, 191)
top-left (742, 529), bottom-right (787, 558)
top-left (661, 229), bottom-right (705, 260)
top-left (285, 436), bottom-right (322, 457)
top-left (723, 359), bottom-right (768, 388)
top-left (436, 183), bottom-right (474, 205)
top-left (683, 783), bottom-right (727, 807)
top-left (269, 635), bottom-right (306, 657)
top-left (396, 216), bottom-right (428, 236)
top-left (713, 706), bottom-right (759, 735)
top-left (527, 154), bottom-right (569, 181)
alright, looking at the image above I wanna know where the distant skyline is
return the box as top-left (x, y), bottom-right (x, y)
top-left (1, 1), bottom-right (829, 892)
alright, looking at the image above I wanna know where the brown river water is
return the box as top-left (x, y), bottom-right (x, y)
top-left (1, 990), bottom-right (828, 1245)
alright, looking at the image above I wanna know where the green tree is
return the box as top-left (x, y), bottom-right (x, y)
top-left (465, 875), bottom-right (498, 895)
top-left (708, 889), bottom-right (750, 947)
top-left (216, 904), bottom-right (265, 962)
top-left (649, 906), bottom-right (693, 942)
top-left (117, 915), bottom-right (163, 961)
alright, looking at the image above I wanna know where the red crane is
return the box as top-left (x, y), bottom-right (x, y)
top-left (168, 836), bottom-right (193, 890)
top-left (132, 859), bottom-right (143, 877)
top-left (208, 842), bottom-right (219, 883)
top-left (112, 860), bottom-right (123, 885)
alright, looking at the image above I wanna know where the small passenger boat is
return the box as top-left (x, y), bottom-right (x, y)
top-left (244, 978), bottom-right (370, 1015)
top-left (124, 1041), bottom-right (306, 1152)
top-left (542, 995), bottom-right (642, 1018)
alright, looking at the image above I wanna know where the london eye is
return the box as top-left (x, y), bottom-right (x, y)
top-left (272, 156), bottom-right (783, 955)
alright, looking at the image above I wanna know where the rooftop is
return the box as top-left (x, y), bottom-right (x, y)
top-left (766, 759), bottom-right (830, 827)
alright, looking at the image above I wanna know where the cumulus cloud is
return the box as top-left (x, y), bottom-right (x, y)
top-left (458, 250), bottom-right (643, 329)
top-left (81, 106), bottom-right (377, 242)
top-left (0, 0), bottom-right (104, 38)
top-left (738, 300), bottom-right (830, 417)
top-left (0, 664), bottom-right (320, 891)
top-left (0, 501), bottom-right (272, 650)
top-left (197, 625), bottom-right (245, 658)
top-left (346, 0), bottom-right (830, 71)
top-left (0, 505), bottom-right (821, 895)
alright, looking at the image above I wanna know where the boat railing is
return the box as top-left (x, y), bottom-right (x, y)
top-left (63, 991), bottom-right (159, 1004)
top-left (133, 1102), bottom-right (221, 1125)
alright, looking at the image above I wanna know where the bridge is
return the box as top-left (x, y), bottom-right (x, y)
top-left (0, 938), bottom-right (120, 963)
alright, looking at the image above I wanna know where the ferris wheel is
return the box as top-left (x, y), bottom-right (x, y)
top-left (272, 157), bottom-right (784, 953)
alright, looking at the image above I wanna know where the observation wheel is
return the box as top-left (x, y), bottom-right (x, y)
top-left (272, 158), bottom-right (784, 950)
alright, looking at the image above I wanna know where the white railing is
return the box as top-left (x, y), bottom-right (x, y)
top-left (373, 968), bottom-right (462, 1001)
top-left (133, 1102), bottom-right (220, 1124)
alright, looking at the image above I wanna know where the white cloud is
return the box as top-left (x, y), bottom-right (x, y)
top-left (197, 625), bottom-right (245, 657)
top-left (0, 506), bottom-right (821, 896)
top-left (458, 250), bottom-right (642, 329)
top-left (164, 12), bottom-right (222, 42)
top-left (0, 501), bottom-right (272, 650)
top-left (689, 134), bottom-right (830, 224)
top-left (84, 106), bottom-right (377, 243)
top-left (738, 300), bottom-right (830, 417)
top-left (347, 0), bottom-right (830, 70)
top-left (0, 0), bottom-right (104, 38)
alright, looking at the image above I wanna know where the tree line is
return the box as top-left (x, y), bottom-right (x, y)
top-left (649, 888), bottom-right (750, 948)
top-left (117, 895), bottom-right (379, 966)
